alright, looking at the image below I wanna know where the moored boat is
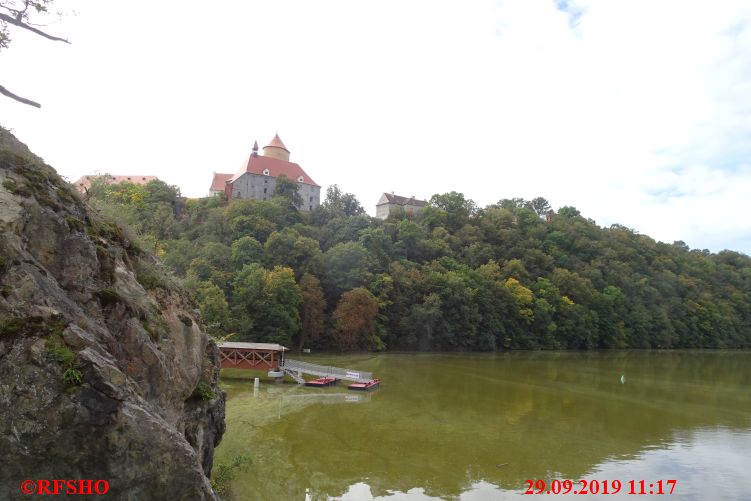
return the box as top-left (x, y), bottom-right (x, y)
top-left (305, 377), bottom-right (338, 387)
top-left (347, 378), bottom-right (381, 391)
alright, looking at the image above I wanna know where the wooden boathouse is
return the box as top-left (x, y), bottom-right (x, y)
top-left (218, 342), bottom-right (287, 371)
top-left (217, 342), bottom-right (377, 386)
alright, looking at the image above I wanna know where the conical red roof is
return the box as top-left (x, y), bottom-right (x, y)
top-left (264, 133), bottom-right (289, 152)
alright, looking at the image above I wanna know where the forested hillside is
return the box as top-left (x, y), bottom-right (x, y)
top-left (86, 177), bottom-right (751, 352)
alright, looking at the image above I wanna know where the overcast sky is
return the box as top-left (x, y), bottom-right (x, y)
top-left (1, 0), bottom-right (750, 254)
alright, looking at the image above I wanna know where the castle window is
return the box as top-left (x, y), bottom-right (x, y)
top-left (309, 196), bottom-right (313, 202)
top-left (264, 188), bottom-right (267, 194)
top-left (298, 175), bottom-right (304, 183)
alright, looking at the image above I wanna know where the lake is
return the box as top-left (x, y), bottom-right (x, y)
top-left (215, 351), bottom-right (751, 500)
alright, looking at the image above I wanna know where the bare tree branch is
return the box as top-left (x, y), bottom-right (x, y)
top-left (0, 12), bottom-right (68, 43)
top-left (0, 0), bottom-right (41, 19)
top-left (0, 5), bottom-right (18, 16)
top-left (17, 1), bottom-right (31, 21)
top-left (0, 1), bottom-right (67, 107)
top-left (0, 83), bottom-right (41, 107)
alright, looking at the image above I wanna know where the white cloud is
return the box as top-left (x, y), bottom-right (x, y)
top-left (1, 0), bottom-right (750, 252)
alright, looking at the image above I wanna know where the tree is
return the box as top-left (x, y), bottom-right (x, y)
top-left (400, 293), bottom-right (442, 350)
top-left (231, 263), bottom-right (265, 339)
top-left (162, 239), bottom-right (197, 276)
top-left (187, 257), bottom-right (213, 282)
top-left (83, 146), bottom-right (751, 353)
top-left (594, 285), bottom-right (627, 348)
top-left (495, 197), bottom-right (528, 210)
top-left (504, 278), bottom-right (534, 324)
top-left (1, 0), bottom-right (69, 107)
top-left (501, 258), bottom-right (528, 281)
top-left (264, 228), bottom-right (321, 278)
top-left (395, 219), bottom-right (424, 261)
top-left (273, 174), bottom-right (303, 208)
top-left (313, 185), bottom-right (364, 224)
top-left (528, 197), bottom-right (552, 216)
top-left (229, 215), bottom-right (277, 243)
top-left (558, 206), bottom-right (581, 218)
top-left (87, 178), bottom-right (180, 239)
top-left (298, 273), bottom-right (325, 352)
top-left (196, 283), bottom-right (230, 338)
top-left (261, 266), bottom-right (303, 346)
top-left (477, 207), bottom-right (515, 245)
top-left (145, 179), bottom-right (180, 203)
top-left (198, 242), bottom-right (232, 270)
top-left (358, 227), bottom-right (394, 271)
top-left (321, 242), bottom-right (371, 300)
top-left (231, 264), bottom-right (302, 345)
top-left (428, 192), bottom-right (476, 232)
top-left (318, 214), bottom-right (372, 250)
top-left (332, 288), bottom-right (379, 352)
top-left (231, 236), bottom-right (264, 269)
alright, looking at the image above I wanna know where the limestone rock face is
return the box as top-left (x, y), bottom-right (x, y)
top-left (0, 129), bottom-right (225, 500)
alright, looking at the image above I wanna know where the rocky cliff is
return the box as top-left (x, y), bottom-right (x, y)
top-left (0, 128), bottom-right (225, 500)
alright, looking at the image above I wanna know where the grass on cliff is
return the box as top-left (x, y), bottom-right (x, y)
top-left (0, 149), bottom-right (79, 212)
top-left (211, 453), bottom-right (252, 498)
top-left (46, 334), bottom-right (84, 388)
top-left (0, 314), bottom-right (67, 339)
top-left (191, 356), bottom-right (218, 401)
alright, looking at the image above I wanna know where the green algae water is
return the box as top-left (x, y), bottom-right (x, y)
top-left (215, 352), bottom-right (751, 500)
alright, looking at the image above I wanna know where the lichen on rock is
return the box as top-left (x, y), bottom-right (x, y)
top-left (0, 128), bottom-right (225, 500)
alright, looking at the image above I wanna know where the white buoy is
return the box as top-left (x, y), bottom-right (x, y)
top-left (254, 377), bottom-right (260, 388)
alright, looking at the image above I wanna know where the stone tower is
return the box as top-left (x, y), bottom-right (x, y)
top-left (262, 133), bottom-right (291, 162)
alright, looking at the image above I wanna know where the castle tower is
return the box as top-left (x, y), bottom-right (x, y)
top-left (262, 133), bottom-right (291, 162)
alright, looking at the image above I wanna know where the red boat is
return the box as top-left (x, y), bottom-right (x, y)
top-left (347, 379), bottom-right (381, 391)
top-left (305, 377), bottom-right (338, 387)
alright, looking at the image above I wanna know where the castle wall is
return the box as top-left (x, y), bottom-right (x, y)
top-left (376, 203), bottom-right (391, 219)
top-left (375, 202), bottom-right (425, 219)
top-left (230, 173), bottom-right (320, 211)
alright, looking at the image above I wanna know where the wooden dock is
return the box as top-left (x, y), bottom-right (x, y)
top-left (217, 342), bottom-right (374, 385)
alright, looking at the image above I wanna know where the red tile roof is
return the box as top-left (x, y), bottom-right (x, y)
top-left (210, 172), bottom-right (233, 192)
top-left (264, 133), bottom-right (289, 152)
top-left (230, 154), bottom-right (319, 187)
top-left (73, 175), bottom-right (158, 191)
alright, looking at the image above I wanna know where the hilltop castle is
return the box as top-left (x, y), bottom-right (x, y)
top-left (73, 174), bottom-right (159, 192)
top-left (376, 193), bottom-right (427, 219)
top-left (210, 134), bottom-right (321, 211)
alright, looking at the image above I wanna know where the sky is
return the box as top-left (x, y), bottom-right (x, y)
top-left (1, 0), bottom-right (750, 254)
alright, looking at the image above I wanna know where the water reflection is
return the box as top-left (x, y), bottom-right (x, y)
top-left (332, 428), bottom-right (751, 500)
top-left (275, 389), bottom-right (375, 419)
top-left (216, 351), bottom-right (751, 500)
top-left (220, 377), bottom-right (375, 421)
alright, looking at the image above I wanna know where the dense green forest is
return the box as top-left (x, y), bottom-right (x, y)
top-left (86, 176), bottom-right (751, 352)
